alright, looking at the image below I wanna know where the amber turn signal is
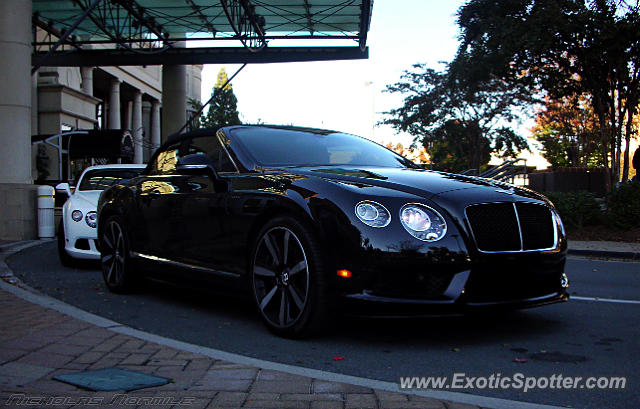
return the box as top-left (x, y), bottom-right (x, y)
top-left (337, 269), bottom-right (352, 278)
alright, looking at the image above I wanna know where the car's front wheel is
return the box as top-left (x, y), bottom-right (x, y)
top-left (100, 215), bottom-right (136, 293)
top-left (251, 216), bottom-right (330, 338)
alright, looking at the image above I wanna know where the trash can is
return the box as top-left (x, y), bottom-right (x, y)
top-left (37, 185), bottom-right (55, 239)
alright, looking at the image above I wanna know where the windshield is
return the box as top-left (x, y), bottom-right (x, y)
top-left (78, 168), bottom-right (142, 191)
top-left (231, 127), bottom-right (417, 168)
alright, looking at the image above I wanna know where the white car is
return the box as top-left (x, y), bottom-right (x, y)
top-left (56, 164), bottom-right (145, 266)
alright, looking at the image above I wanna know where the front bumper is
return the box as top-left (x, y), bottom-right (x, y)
top-left (341, 288), bottom-right (568, 317)
top-left (334, 249), bottom-right (568, 317)
top-left (65, 237), bottom-right (100, 259)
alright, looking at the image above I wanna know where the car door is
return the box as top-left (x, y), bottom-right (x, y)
top-left (175, 132), bottom-right (240, 277)
top-left (134, 142), bottom-right (187, 260)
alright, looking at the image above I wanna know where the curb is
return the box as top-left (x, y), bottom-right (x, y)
top-left (568, 249), bottom-right (640, 260)
top-left (1, 241), bottom-right (567, 409)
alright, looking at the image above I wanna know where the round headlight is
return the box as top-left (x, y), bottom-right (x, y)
top-left (399, 203), bottom-right (447, 241)
top-left (71, 210), bottom-right (83, 222)
top-left (355, 201), bottom-right (391, 228)
top-left (85, 211), bottom-right (97, 228)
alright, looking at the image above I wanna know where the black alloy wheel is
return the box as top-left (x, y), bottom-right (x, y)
top-left (100, 216), bottom-right (136, 293)
top-left (251, 216), bottom-right (329, 338)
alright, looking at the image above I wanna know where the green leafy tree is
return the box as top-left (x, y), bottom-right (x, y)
top-left (200, 68), bottom-right (242, 128)
top-left (455, 0), bottom-right (640, 186)
top-left (532, 94), bottom-right (603, 168)
top-left (382, 64), bottom-right (529, 173)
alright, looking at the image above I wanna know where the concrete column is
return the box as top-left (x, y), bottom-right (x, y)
top-left (81, 67), bottom-right (94, 95)
top-left (151, 100), bottom-right (161, 151)
top-left (123, 100), bottom-right (132, 130)
top-left (0, 0), bottom-right (32, 184)
top-left (132, 91), bottom-right (143, 164)
top-left (108, 79), bottom-right (121, 129)
top-left (162, 41), bottom-right (187, 141)
top-left (142, 101), bottom-right (152, 161)
top-left (31, 72), bottom-right (39, 181)
top-left (31, 72), bottom-right (39, 136)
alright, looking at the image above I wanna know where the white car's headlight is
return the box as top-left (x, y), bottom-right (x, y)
top-left (85, 211), bottom-right (97, 228)
top-left (71, 210), bottom-right (83, 222)
top-left (355, 201), bottom-right (391, 228)
top-left (400, 203), bottom-right (447, 241)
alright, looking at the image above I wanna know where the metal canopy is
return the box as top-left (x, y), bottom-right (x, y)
top-left (32, 0), bottom-right (373, 66)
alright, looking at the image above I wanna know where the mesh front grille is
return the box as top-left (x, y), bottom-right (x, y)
top-left (466, 202), bottom-right (555, 252)
top-left (516, 203), bottom-right (555, 250)
top-left (466, 203), bottom-right (520, 251)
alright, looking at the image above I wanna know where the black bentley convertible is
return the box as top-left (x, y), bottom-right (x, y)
top-left (97, 125), bottom-right (569, 337)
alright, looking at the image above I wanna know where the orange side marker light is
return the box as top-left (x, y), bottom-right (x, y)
top-left (337, 269), bottom-right (352, 278)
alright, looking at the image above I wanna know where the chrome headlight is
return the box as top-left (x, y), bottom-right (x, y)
top-left (400, 203), bottom-right (447, 241)
top-left (85, 211), bottom-right (97, 228)
top-left (355, 201), bottom-right (391, 228)
top-left (71, 210), bottom-right (83, 222)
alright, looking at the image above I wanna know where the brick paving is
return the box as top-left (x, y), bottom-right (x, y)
top-left (0, 287), bottom-right (483, 409)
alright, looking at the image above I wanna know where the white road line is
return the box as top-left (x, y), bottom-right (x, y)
top-left (572, 296), bottom-right (640, 305)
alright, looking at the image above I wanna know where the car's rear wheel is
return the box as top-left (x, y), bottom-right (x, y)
top-left (57, 221), bottom-right (77, 268)
top-left (100, 215), bottom-right (136, 293)
top-left (251, 216), bottom-right (330, 338)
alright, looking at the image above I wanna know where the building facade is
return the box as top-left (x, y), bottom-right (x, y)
top-left (32, 64), bottom-right (202, 182)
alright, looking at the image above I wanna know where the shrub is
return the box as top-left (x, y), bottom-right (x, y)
top-left (606, 181), bottom-right (640, 229)
top-left (544, 190), bottom-right (601, 229)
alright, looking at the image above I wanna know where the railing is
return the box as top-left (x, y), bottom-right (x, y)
top-left (462, 159), bottom-right (530, 185)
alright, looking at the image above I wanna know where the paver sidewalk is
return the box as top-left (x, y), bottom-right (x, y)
top-left (0, 288), bottom-right (479, 409)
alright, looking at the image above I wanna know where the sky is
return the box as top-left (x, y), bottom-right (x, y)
top-left (198, 0), bottom-right (551, 168)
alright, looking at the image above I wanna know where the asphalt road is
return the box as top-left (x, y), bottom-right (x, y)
top-left (8, 242), bottom-right (640, 409)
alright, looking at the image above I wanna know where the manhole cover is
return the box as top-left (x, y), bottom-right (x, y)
top-left (53, 368), bottom-right (171, 391)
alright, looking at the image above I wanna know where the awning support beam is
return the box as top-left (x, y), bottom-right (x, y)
top-left (33, 46), bottom-right (368, 66)
top-left (31, 0), bottom-right (104, 74)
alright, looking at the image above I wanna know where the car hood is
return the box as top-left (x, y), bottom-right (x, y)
top-left (70, 190), bottom-right (101, 208)
top-left (279, 166), bottom-right (537, 199)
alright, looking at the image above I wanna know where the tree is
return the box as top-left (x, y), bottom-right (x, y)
top-left (455, 0), bottom-right (640, 186)
top-left (381, 64), bottom-right (529, 173)
top-left (384, 142), bottom-right (430, 165)
top-left (532, 94), bottom-right (603, 168)
top-left (200, 68), bottom-right (242, 128)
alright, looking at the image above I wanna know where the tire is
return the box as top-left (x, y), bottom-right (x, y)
top-left (99, 215), bottom-right (137, 293)
top-left (57, 221), bottom-right (77, 268)
top-left (250, 215), bottom-right (331, 338)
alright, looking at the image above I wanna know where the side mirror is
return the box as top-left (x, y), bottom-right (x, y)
top-left (176, 153), bottom-right (229, 192)
top-left (55, 182), bottom-right (72, 197)
top-left (176, 153), bottom-right (218, 178)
